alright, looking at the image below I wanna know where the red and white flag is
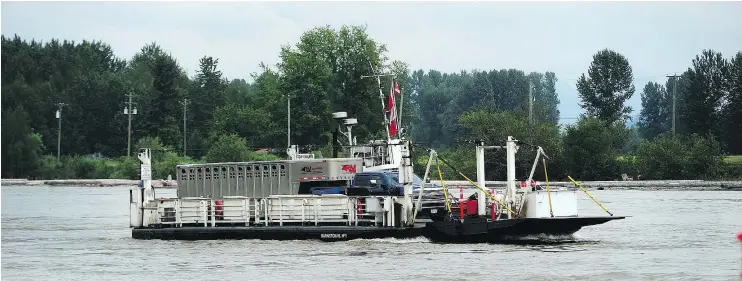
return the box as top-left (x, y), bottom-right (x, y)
top-left (387, 81), bottom-right (401, 136)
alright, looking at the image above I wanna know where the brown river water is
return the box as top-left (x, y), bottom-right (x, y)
top-left (2, 186), bottom-right (741, 281)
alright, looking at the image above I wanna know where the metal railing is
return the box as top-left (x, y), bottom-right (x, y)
top-left (153, 195), bottom-right (399, 228)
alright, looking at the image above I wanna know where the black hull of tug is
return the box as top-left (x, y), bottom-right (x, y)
top-left (422, 215), bottom-right (627, 243)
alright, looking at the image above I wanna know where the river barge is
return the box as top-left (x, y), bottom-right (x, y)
top-left (128, 77), bottom-right (625, 242)
top-left (129, 135), bottom-right (625, 242)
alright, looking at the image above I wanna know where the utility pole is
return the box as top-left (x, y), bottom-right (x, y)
top-left (179, 99), bottom-right (189, 157)
top-left (287, 92), bottom-right (291, 148)
top-left (666, 73), bottom-right (679, 134)
top-left (124, 93), bottom-right (138, 157)
top-left (55, 102), bottom-right (66, 162)
top-left (528, 79), bottom-right (534, 125)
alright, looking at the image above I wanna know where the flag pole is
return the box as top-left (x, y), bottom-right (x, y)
top-left (398, 80), bottom-right (404, 136)
top-left (361, 62), bottom-right (394, 141)
top-left (389, 77), bottom-right (395, 138)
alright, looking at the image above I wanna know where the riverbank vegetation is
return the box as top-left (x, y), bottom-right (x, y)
top-left (2, 25), bottom-right (741, 181)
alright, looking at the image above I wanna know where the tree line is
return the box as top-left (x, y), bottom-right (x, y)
top-left (2, 24), bottom-right (740, 181)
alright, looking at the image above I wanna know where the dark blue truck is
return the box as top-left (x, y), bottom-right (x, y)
top-left (310, 171), bottom-right (418, 196)
top-left (309, 170), bottom-right (445, 222)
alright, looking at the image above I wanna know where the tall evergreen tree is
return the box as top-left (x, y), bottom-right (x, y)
top-left (148, 54), bottom-right (182, 147)
top-left (191, 56), bottom-right (226, 133)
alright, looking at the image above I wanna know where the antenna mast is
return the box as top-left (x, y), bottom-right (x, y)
top-left (361, 62), bottom-right (395, 140)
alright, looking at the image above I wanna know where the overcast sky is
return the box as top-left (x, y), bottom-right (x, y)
top-left (3, 1), bottom-right (741, 125)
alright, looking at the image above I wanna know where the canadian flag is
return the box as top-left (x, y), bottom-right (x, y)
top-left (387, 81), bottom-right (401, 136)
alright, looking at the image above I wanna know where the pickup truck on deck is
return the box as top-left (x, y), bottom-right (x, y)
top-left (309, 171), bottom-right (418, 196)
top-left (309, 170), bottom-right (448, 221)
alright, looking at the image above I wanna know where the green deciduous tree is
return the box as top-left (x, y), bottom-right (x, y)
top-left (635, 134), bottom-right (724, 180)
top-left (457, 107), bottom-right (564, 180)
top-left (637, 82), bottom-right (670, 139)
top-left (538, 71), bottom-right (561, 125)
top-left (205, 134), bottom-right (251, 162)
top-left (1, 106), bottom-right (45, 178)
top-left (679, 49), bottom-right (730, 137)
top-left (576, 49), bottom-right (635, 124)
top-left (210, 103), bottom-right (280, 148)
top-left (723, 52), bottom-right (742, 154)
top-left (408, 68), bottom-right (561, 148)
top-left (562, 117), bottom-right (629, 180)
top-left (278, 25), bottom-right (388, 146)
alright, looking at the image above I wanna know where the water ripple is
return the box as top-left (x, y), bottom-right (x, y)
top-left (2, 186), bottom-right (741, 281)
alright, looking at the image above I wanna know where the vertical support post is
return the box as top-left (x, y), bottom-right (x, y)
top-left (129, 188), bottom-right (143, 227)
top-left (490, 188), bottom-right (496, 220)
top-left (399, 140), bottom-right (414, 226)
top-left (138, 148), bottom-right (153, 199)
top-left (332, 129), bottom-right (339, 158)
top-left (136, 148), bottom-right (154, 227)
top-left (459, 186), bottom-right (464, 219)
top-left (346, 125), bottom-right (353, 147)
top-left (475, 141), bottom-right (486, 216)
top-left (506, 136), bottom-right (518, 219)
